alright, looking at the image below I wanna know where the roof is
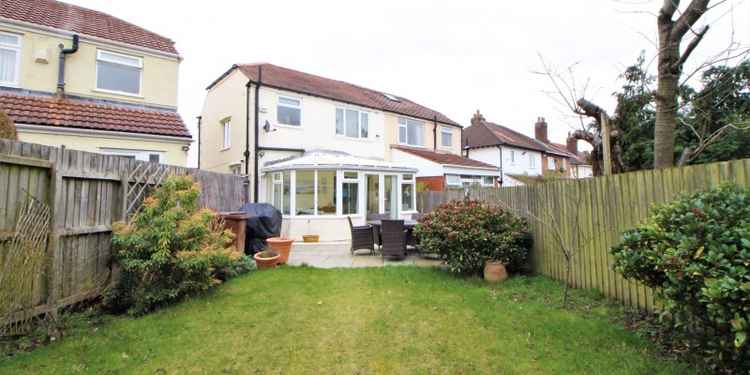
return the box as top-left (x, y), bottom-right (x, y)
top-left (391, 145), bottom-right (498, 170)
top-left (262, 150), bottom-right (417, 173)
top-left (0, 0), bottom-right (178, 55)
top-left (219, 63), bottom-right (460, 127)
top-left (540, 141), bottom-right (573, 158)
top-left (0, 91), bottom-right (190, 138)
top-left (466, 121), bottom-right (547, 152)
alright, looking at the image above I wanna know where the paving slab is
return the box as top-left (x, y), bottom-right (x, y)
top-left (286, 242), bottom-right (443, 269)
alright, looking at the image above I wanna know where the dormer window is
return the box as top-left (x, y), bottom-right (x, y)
top-left (96, 50), bottom-right (142, 95)
top-left (0, 32), bottom-right (21, 86)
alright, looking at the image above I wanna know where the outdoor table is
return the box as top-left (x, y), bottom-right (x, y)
top-left (367, 220), bottom-right (418, 248)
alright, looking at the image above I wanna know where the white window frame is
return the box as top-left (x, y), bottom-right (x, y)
top-left (95, 50), bottom-right (143, 96)
top-left (270, 171), bottom-right (291, 214)
top-left (398, 117), bottom-right (425, 147)
top-left (529, 155), bottom-right (536, 168)
top-left (400, 174), bottom-right (416, 212)
top-left (277, 95), bottom-right (302, 127)
top-left (98, 148), bottom-right (163, 163)
top-left (335, 107), bottom-right (369, 139)
top-left (341, 171), bottom-right (360, 215)
top-left (548, 157), bottom-right (556, 170)
top-left (445, 174), bottom-right (461, 186)
top-left (221, 119), bottom-right (231, 150)
top-left (509, 150), bottom-right (516, 164)
top-left (481, 176), bottom-right (495, 187)
top-left (0, 32), bottom-right (21, 87)
top-left (440, 126), bottom-right (453, 147)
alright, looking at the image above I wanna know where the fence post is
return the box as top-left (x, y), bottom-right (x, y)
top-left (46, 161), bottom-right (63, 316)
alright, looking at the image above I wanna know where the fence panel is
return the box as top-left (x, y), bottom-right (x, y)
top-left (416, 158), bottom-right (750, 310)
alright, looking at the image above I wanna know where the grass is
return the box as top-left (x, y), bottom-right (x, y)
top-left (1, 267), bottom-right (698, 374)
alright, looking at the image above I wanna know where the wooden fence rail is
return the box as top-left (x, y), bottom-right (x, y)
top-left (417, 158), bottom-right (750, 310)
top-left (0, 139), bottom-right (248, 325)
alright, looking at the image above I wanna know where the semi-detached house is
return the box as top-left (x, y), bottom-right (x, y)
top-left (0, 0), bottom-right (191, 165)
top-left (200, 63), bottom-right (497, 241)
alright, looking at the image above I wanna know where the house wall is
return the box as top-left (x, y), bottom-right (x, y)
top-left (417, 176), bottom-right (445, 192)
top-left (541, 154), bottom-right (569, 176)
top-left (199, 69), bottom-right (248, 173)
top-left (382, 112), bottom-right (461, 160)
top-left (466, 146), bottom-right (541, 186)
top-left (17, 127), bottom-right (189, 166)
top-left (390, 148), bottom-right (443, 177)
top-left (0, 23), bottom-right (179, 108)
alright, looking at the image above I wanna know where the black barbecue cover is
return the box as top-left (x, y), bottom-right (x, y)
top-left (238, 203), bottom-right (282, 254)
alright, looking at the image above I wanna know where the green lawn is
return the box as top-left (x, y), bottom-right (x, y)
top-left (2, 267), bottom-right (697, 374)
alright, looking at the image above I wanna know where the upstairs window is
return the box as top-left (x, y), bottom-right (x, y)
top-left (0, 32), bottom-right (21, 86)
top-left (529, 155), bottom-right (536, 168)
top-left (548, 157), bottom-right (556, 170)
top-left (440, 127), bottom-right (452, 147)
top-left (221, 118), bottom-right (231, 150)
top-left (509, 150), bottom-right (516, 164)
top-left (335, 108), bottom-right (369, 139)
top-left (277, 96), bottom-right (301, 126)
top-left (96, 50), bottom-right (142, 95)
top-left (398, 118), bottom-right (424, 147)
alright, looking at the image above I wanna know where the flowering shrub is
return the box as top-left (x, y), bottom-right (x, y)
top-left (414, 199), bottom-right (530, 275)
top-left (611, 184), bottom-right (750, 372)
top-left (105, 176), bottom-right (249, 315)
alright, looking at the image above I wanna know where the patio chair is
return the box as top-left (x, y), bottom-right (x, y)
top-left (380, 219), bottom-right (407, 260)
top-left (348, 216), bottom-right (375, 255)
top-left (366, 213), bottom-right (390, 246)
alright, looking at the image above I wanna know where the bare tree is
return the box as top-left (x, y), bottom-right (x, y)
top-left (653, 0), bottom-right (712, 168)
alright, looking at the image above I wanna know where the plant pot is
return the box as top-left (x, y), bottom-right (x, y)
top-left (302, 234), bottom-right (319, 243)
top-left (267, 237), bottom-right (294, 264)
top-left (253, 250), bottom-right (280, 270)
top-left (484, 261), bottom-right (508, 283)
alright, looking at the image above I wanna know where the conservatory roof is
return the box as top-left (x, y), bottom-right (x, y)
top-left (262, 150), bottom-right (417, 173)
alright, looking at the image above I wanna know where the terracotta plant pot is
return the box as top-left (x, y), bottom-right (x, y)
top-left (253, 250), bottom-right (280, 270)
top-left (484, 261), bottom-right (508, 283)
top-left (302, 234), bottom-right (319, 243)
top-left (267, 237), bottom-right (294, 264)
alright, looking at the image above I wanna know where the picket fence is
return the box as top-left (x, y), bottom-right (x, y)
top-left (417, 158), bottom-right (750, 310)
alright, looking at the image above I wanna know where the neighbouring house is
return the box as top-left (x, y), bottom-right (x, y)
top-left (391, 145), bottom-right (500, 191)
top-left (200, 63), bottom-right (481, 241)
top-left (463, 111), bottom-right (546, 186)
top-left (0, 0), bottom-right (190, 165)
top-left (532, 117), bottom-right (593, 179)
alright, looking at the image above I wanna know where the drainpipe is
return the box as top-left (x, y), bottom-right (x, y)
top-left (196, 116), bottom-right (202, 169)
top-left (432, 115), bottom-right (437, 151)
top-left (244, 83), bottom-right (251, 177)
top-left (498, 145), bottom-right (503, 186)
top-left (56, 34), bottom-right (79, 97)
top-left (253, 66), bottom-right (262, 203)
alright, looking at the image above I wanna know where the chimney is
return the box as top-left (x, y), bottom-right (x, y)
top-left (470, 110), bottom-right (485, 127)
top-left (534, 117), bottom-right (548, 143)
top-left (566, 132), bottom-right (578, 154)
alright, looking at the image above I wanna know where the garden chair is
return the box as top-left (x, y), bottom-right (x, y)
top-left (380, 219), bottom-right (407, 260)
top-left (366, 213), bottom-right (390, 246)
top-left (348, 216), bottom-right (375, 255)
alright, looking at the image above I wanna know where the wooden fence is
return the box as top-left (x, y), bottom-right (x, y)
top-left (0, 139), bottom-right (248, 324)
top-left (417, 158), bottom-right (750, 310)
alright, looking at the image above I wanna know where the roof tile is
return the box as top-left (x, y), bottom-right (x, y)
top-left (0, 92), bottom-right (190, 138)
top-left (1, 0), bottom-right (178, 55)
top-left (392, 145), bottom-right (498, 170)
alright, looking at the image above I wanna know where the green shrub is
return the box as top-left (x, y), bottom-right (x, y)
top-left (0, 110), bottom-right (17, 140)
top-left (105, 175), bottom-right (250, 315)
top-left (611, 183), bottom-right (750, 372)
top-left (414, 199), bottom-right (531, 275)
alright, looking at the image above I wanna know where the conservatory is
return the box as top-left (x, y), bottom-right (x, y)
top-left (260, 150), bottom-right (419, 242)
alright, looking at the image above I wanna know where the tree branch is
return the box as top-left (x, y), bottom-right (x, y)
top-left (670, 0), bottom-right (710, 41)
top-left (674, 25), bottom-right (710, 69)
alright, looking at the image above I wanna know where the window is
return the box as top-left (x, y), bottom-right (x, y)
top-left (548, 157), bottom-right (556, 170)
top-left (509, 150), bottom-right (516, 164)
top-left (446, 174), bottom-right (461, 186)
top-left (335, 108), bottom-right (369, 139)
top-left (295, 171), bottom-right (314, 215)
top-left (96, 50), bottom-right (142, 95)
top-left (0, 32), bottom-right (21, 86)
top-left (398, 118), bottom-right (424, 146)
top-left (230, 164), bottom-right (242, 175)
top-left (277, 96), bottom-right (301, 126)
top-left (529, 155), bottom-right (536, 168)
top-left (148, 154), bottom-right (160, 163)
top-left (317, 171), bottom-right (336, 215)
top-left (99, 148), bottom-right (162, 162)
top-left (342, 171), bottom-right (359, 215)
top-left (440, 127), bottom-right (452, 147)
top-left (222, 118), bottom-right (231, 149)
top-left (482, 176), bottom-right (495, 186)
top-left (401, 174), bottom-right (414, 211)
top-left (272, 172), bottom-right (291, 215)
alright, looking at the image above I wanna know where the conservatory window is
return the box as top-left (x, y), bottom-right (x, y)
top-left (401, 174), bottom-right (415, 211)
top-left (295, 170), bottom-right (315, 215)
top-left (342, 171), bottom-right (359, 215)
top-left (317, 171), bottom-right (336, 215)
top-left (272, 171), bottom-right (290, 215)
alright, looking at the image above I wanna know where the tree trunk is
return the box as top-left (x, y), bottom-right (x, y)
top-left (653, 19), bottom-right (682, 168)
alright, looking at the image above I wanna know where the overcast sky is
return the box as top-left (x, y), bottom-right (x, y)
top-left (69, 0), bottom-right (749, 166)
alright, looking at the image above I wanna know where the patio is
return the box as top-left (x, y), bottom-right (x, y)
top-left (287, 241), bottom-right (444, 269)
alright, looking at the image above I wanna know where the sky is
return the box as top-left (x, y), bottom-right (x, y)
top-left (68, 0), bottom-right (749, 166)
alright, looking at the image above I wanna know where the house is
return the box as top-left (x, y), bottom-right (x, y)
top-left (0, 0), bottom-right (190, 165)
top-left (532, 117), bottom-right (593, 179)
top-left (200, 63), bottom-right (485, 240)
top-left (391, 145), bottom-right (500, 191)
top-left (463, 111), bottom-right (546, 186)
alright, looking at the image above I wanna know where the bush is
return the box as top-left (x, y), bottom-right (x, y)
top-left (105, 176), bottom-right (250, 315)
top-left (611, 183), bottom-right (750, 372)
top-left (414, 199), bottom-right (530, 275)
top-left (0, 110), bottom-right (17, 140)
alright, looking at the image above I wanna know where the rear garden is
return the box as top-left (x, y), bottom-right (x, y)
top-left (1, 267), bottom-right (694, 375)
